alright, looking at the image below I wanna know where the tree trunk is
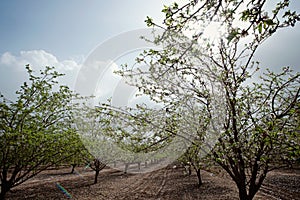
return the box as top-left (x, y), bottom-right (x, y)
top-left (71, 164), bottom-right (76, 174)
top-left (188, 166), bottom-right (191, 175)
top-left (0, 191), bottom-right (6, 200)
top-left (0, 182), bottom-right (10, 200)
top-left (248, 192), bottom-right (256, 200)
top-left (94, 170), bottom-right (99, 184)
top-left (124, 163), bottom-right (129, 174)
top-left (196, 169), bottom-right (202, 187)
top-left (238, 185), bottom-right (251, 200)
top-left (248, 183), bottom-right (262, 200)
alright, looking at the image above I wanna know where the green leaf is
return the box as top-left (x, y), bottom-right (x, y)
top-left (264, 19), bottom-right (276, 26)
top-left (258, 22), bottom-right (263, 33)
top-left (145, 16), bottom-right (154, 27)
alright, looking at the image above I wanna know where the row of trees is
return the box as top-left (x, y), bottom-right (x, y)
top-left (0, 66), bottom-right (174, 199)
top-left (0, 66), bottom-right (80, 199)
top-left (0, 66), bottom-right (111, 199)
top-left (96, 0), bottom-right (300, 200)
top-left (1, 1), bottom-right (299, 200)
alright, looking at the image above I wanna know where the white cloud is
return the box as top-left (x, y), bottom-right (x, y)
top-left (1, 52), bottom-right (17, 65)
top-left (0, 50), bottom-right (81, 73)
top-left (0, 50), bottom-right (82, 98)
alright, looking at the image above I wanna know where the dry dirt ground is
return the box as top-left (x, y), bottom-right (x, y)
top-left (6, 164), bottom-right (300, 200)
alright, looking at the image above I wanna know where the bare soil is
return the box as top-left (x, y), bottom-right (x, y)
top-left (6, 164), bottom-right (300, 200)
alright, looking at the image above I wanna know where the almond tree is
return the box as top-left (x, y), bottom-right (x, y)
top-left (178, 144), bottom-right (203, 186)
top-left (98, 84), bottom-right (217, 182)
top-left (117, 0), bottom-right (300, 199)
top-left (0, 65), bottom-right (83, 199)
top-left (211, 67), bottom-right (299, 199)
top-left (95, 104), bottom-right (179, 171)
top-left (75, 105), bottom-right (128, 183)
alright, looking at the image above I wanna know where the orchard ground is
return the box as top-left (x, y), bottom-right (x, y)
top-left (6, 163), bottom-right (300, 200)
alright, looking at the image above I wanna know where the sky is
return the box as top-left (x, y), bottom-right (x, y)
top-left (0, 0), bottom-right (176, 100)
top-left (0, 0), bottom-right (299, 102)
